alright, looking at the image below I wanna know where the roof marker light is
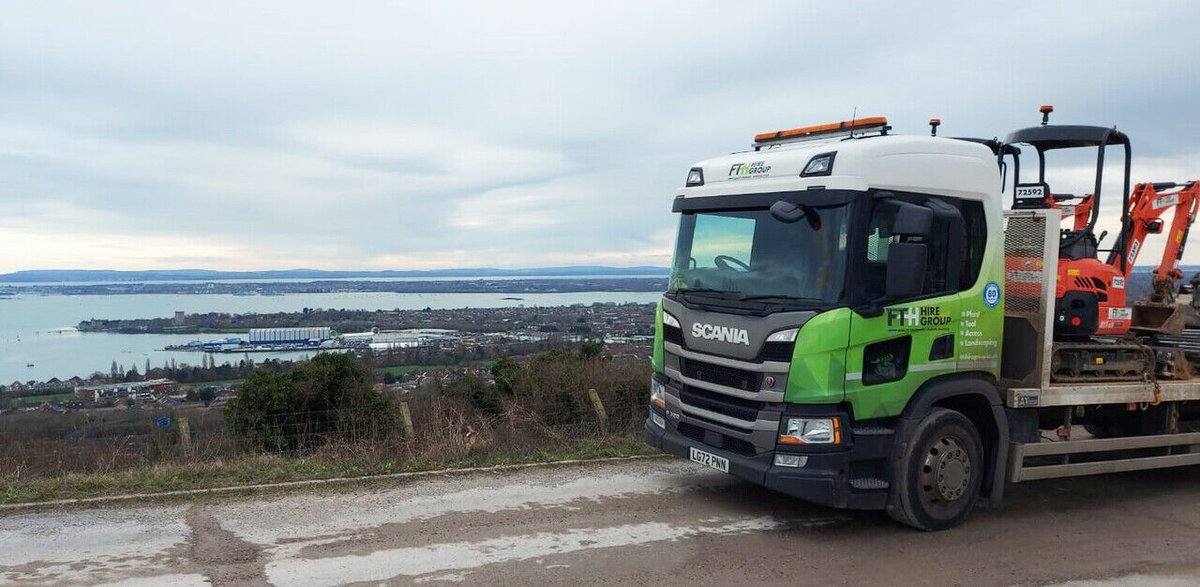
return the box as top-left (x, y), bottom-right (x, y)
top-left (685, 167), bottom-right (704, 187)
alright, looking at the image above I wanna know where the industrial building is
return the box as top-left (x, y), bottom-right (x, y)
top-left (248, 327), bottom-right (333, 345)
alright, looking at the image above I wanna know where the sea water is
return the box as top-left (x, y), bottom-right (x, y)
top-left (0, 289), bottom-right (661, 383)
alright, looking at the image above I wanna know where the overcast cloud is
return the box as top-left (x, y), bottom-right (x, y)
top-left (1, 1), bottom-right (1199, 272)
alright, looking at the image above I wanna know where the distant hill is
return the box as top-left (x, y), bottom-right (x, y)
top-left (0, 266), bottom-right (670, 283)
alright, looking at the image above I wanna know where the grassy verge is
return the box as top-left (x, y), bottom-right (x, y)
top-left (379, 364), bottom-right (453, 377)
top-left (0, 436), bottom-right (660, 506)
top-left (179, 378), bottom-right (245, 388)
top-left (378, 359), bottom-right (497, 378)
top-left (7, 392), bottom-right (77, 406)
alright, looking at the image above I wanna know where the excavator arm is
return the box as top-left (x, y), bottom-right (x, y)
top-left (1115, 181), bottom-right (1200, 302)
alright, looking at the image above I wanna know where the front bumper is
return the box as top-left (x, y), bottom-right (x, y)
top-left (644, 407), bottom-right (891, 510)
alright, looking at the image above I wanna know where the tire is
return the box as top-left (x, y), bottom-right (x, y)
top-left (888, 408), bottom-right (984, 531)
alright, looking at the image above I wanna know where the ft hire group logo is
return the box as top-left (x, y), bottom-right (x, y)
top-left (728, 161), bottom-right (771, 179)
top-left (886, 305), bottom-right (952, 329)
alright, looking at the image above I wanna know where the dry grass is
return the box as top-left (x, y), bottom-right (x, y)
top-left (1, 436), bottom-right (658, 505)
top-left (1, 355), bottom-right (656, 505)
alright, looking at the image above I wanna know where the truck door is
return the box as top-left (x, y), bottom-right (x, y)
top-left (845, 195), bottom-right (968, 420)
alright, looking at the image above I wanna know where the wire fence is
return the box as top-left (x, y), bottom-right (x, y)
top-left (0, 392), bottom-right (650, 480)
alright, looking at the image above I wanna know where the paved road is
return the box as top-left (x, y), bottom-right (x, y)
top-left (3, 458), bottom-right (1200, 586)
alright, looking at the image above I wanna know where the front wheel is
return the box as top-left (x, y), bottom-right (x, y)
top-left (888, 408), bottom-right (984, 531)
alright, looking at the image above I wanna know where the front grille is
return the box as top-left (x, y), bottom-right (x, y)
top-left (680, 385), bottom-right (762, 422)
top-left (679, 358), bottom-right (760, 391)
top-left (760, 341), bottom-right (795, 362)
top-left (664, 325), bottom-right (793, 365)
top-left (677, 421), bottom-right (705, 441)
top-left (687, 411), bottom-right (752, 435)
top-left (677, 421), bottom-right (757, 456)
top-left (667, 326), bottom-right (796, 364)
top-left (723, 436), bottom-right (757, 456)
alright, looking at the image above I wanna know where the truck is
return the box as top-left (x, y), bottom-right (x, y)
top-left (643, 111), bottom-right (1200, 530)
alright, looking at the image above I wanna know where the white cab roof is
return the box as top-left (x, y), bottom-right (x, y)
top-left (680, 134), bottom-right (1001, 202)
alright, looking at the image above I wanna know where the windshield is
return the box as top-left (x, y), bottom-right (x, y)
top-left (668, 203), bottom-right (851, 308)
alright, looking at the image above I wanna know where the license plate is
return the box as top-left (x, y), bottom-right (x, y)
top-left (689, 447), bottom-right (729, 473)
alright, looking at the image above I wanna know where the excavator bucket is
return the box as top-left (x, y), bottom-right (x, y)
top-left (1131, 301), bottom-right (1198, 336)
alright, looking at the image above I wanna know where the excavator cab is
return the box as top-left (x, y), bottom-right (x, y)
top-left (1004, 106), bottom-right (1134, 340)
top-left (1005, 106), bottom-right (1133, 264)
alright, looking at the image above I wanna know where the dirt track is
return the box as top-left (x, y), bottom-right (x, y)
top-left (3, 458), bottom-right (1200, 586)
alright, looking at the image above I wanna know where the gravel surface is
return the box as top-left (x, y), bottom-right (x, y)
top-left (3, 458), bottom-right (1200, 586)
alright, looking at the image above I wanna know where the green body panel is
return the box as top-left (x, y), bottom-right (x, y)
top-left (844, 295), bottom-right (961, 419)
top-left (652, 302), bottom-right (665, 374)
top-left (783, 308), bottom-right (851, 404)
top-left (841, 272), bottom-right (1004, 421)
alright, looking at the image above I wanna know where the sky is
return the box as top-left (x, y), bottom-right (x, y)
top-left (1, 1), bottom-right (1199, 273)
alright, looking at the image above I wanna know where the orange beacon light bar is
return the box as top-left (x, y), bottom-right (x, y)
top-left (754, 116), bottom-right (889, 144)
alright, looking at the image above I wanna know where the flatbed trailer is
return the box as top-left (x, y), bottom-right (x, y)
top-left (1001, 210), bottom-right (1200, 482)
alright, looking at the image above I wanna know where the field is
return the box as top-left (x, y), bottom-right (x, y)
top-left (5, 392), bottom-right (76, 406)
top-left (379, 360), bottom-right (496, 378)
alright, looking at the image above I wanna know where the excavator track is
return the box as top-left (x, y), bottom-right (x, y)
top-left (1050, 342), bottom-right (1155, 383)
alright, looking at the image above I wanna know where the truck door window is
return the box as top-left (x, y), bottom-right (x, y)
top-left (863, 199), bottom-right (951, 299)
top-left (960, 200), bottom-right (987, 290)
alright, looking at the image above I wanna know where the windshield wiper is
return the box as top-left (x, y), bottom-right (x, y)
top-left (736, 294), bottom-right (824, 305)
top-left (675, 287), bottom-right (736, 298)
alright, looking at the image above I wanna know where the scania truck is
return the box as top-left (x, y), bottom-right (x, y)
top-left (644, 112), bottom-right (1200, 530)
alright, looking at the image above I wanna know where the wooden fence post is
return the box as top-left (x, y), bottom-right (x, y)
top-left (177, 416), bottom-right (191, 450)
top-left (586, 389), bottom-right (608, 432)
top-left (400, 401), bottom-right (415, 438)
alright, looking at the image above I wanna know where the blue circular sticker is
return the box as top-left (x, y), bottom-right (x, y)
top-left (983, 281), bottom-right (1001, 308)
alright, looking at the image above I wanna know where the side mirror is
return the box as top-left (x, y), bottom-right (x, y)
top-left (892, 202), bottom-right (933, 237)
top-left (769, 201), bottom-right (807, 223)
top-left (886, 242), bottom-right (927, 299)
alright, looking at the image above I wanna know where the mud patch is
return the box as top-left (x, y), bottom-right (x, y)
top-left (184, 506), bottom-right (268, 587)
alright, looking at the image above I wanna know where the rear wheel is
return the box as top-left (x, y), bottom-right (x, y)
top-left (889, 408), bottom-right (984, 531)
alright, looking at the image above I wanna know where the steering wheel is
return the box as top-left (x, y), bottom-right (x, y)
top-left (714, 255), bottom-right (750, 272)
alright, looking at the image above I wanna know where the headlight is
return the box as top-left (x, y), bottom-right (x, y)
top-left (650, 377), bottom-right (666, 410)
top-left (662, 312), bottom-right (680, 329)
top-left (779, 417), bottom-right (842, 445)
top-left (766, 327), bottom-right (798, 342)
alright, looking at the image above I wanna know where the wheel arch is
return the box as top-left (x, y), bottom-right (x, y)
top-left (893, 372), bottom-right (1009, 507)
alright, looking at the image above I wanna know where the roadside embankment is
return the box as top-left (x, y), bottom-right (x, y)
top-left (3, 349), bottom-right (652, 506)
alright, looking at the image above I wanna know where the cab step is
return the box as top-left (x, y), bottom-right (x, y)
top-left (849, 477), bottom-right (890, 490)
top-left (851, 426), bottom-right (894, 436)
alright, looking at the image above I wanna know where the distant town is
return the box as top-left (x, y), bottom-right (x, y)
top-left (0, 302), bottom-right (656, 413)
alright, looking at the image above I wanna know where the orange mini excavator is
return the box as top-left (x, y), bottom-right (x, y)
top-left (1004, 106), bottom-right (1199, 380)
